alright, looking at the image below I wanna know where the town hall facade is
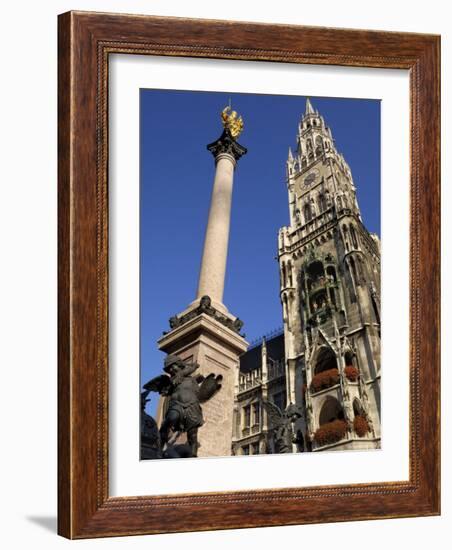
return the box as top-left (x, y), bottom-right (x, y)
top-left (232, 99), bottom-right (381, 455)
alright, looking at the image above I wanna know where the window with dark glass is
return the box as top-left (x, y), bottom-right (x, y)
top-left (252, 402), bottom-right (260, 426)
top-left (243, 405), bottom-right (251, 428)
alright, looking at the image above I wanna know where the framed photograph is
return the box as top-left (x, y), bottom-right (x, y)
top-left (58, 11), bottom-right (440, 538)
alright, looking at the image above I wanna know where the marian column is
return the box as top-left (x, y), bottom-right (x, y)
top-left (157, 107), bottom-right (249, 457)
top-left (196, 115), bottom-right (247, 311)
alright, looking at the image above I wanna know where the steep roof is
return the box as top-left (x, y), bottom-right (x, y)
top-left (239, 333), bottom-right (285, 374)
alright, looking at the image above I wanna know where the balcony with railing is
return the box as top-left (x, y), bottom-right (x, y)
top-left (238, 367), bottom-right (262, 392)
top-left (292, 207), bottom-right (335, 240)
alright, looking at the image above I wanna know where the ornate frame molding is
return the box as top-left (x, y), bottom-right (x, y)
top-left (58, 11), bottom-right (440, 538)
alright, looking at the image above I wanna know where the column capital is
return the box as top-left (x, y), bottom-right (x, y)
top-left (207, 128), bottom-right (247, 163)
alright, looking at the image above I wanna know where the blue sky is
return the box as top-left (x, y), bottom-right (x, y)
top-left (140, 89), bottom-right (380, 415)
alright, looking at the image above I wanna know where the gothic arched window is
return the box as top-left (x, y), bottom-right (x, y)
top-left (329, 287), bottom-right (337, 308)
top-left (358, 257), bottom-right (366, 283)
top-left (304, 203), bottom-right (312, 223)
top-left (349, 256), bottom-right (359, 286)
top-left (281, 262), bottom-right (287, 288)
top-left (315, 135), bottom-right (323, 156)
top-left (350, 225), bottom-right (359, 248)
top-left (326, 265), bottom-right (337, 282)
top-left (314, 347), bottom-right (337, 376)
top-left (319, 396), bottom-right (344, 426)
top-left (345, 259), bottom-right (357, 303)
top-left (344, 350), bottom-right (354, 367)
top-left (343, 224), bottom-right (350, 251)
top-left (300, 271), bottom-right (306, 291)
top-left (318, 193), bottom-right (327, 212)
top-left (307, 139), bottom-right (314, 160)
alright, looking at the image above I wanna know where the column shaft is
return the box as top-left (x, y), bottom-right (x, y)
top-left (196, 153), bottom-right (236, 304)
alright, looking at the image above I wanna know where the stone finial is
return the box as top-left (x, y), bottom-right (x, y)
top-left (305, 97), bottom-right (315, 115)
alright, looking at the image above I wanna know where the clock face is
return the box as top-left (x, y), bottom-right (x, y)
top-left (303, 170), bottom-right (319, 187)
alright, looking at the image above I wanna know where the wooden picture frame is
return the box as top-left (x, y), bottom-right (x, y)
top-left (58, 11), bottom-right (440, 538)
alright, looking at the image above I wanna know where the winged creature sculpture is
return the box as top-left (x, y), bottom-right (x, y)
top-left (143, 354), bottom-right (223, 457)
top-left (262, 400), bottom-right (304, 453)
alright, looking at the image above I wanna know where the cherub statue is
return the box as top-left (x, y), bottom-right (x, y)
top-left (143, 354), bottom-right (223, 457)
top-left (262, 400), bottom-right (304, 453)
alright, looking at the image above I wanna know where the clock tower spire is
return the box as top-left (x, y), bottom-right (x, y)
top-left (278, 97), bottom-right (381, 452)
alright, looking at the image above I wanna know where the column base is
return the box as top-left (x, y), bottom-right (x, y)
top-left (157, 310), bottom-right (248, 458)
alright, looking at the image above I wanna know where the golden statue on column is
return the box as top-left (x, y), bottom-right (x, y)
top-left (221, 106), bottom-right (244, 139)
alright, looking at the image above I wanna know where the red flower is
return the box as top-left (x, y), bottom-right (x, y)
top-left (314, 419), bottom-right (347, 446)
top-left (344, 365), bottom-right (359, 382)
top-left (310, 368), bottom-right (339, 392)
top-left (353, 415), bottom-right (370, 437)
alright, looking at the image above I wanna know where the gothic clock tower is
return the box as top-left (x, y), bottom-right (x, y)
top-left (279, 99), bottom-right (381, 451)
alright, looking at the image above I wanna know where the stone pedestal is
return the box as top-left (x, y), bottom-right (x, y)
top-left (157, 308), bottom-right (248, 457)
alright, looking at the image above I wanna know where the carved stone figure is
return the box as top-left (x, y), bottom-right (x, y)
top-left (144, 354), bottom-right (223, 457)
top-left (166, 295), bottom-right (244, 336)
top-left (199, 294), bottom-right (213, 312)
top-left (168, 315), bottom-right (182, 329)
top-left (262, 400), bottom-right (303, 453)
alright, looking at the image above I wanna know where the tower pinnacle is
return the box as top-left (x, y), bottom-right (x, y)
top-left (305, 97), bottom-right (315, 115)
